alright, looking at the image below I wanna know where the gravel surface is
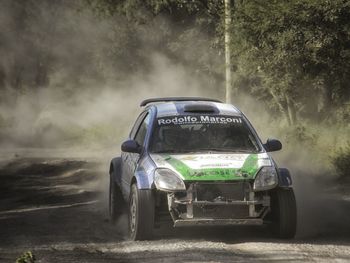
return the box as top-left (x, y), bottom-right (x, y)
top-left (1, 155), bottom-right (350, 262)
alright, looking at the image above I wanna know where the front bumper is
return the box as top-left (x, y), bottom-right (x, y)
top-left (165, 181), bottom-right (270, 227)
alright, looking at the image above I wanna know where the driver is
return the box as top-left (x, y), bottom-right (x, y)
top-left (154, 125), bottom-right (188, 152)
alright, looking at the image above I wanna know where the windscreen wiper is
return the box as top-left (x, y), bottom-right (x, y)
top-left (225, 149), bottom-right (260, 153)
top-left (152, 149), bottom-right (192, 154)
top-left (193, 148), bottom-right (258, 153)
top-left (193, 148), bottom-right (232, 152)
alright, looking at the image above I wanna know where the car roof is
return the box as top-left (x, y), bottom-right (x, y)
top-left (145, 100), bottom-right (242, 118)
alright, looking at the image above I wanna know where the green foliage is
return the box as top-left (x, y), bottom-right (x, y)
top-left (231, 0), bottom-right (350, 125)
top-left (85, 0), bottom-right (223, 19)
top-left (16, 251), bottom-right (36, 263)
top-left (83, 0), bottom-right (224, 80)
top-left (81, 0), bottom-right (350, 127)
top-left (332, 142), bottom-right (350, 180)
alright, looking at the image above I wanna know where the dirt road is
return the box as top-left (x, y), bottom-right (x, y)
top-left (1, 155), bottom-right (350, 262)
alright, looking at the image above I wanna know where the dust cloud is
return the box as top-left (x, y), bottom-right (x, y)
top-left (0, 0), bottom-right (349, 241)
top-left (0, 1), bottom-right (220, 152)
top-left (1, 54), bottom-right (213, 149)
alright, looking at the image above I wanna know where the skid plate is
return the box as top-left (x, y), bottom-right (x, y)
top-left (173, 218), bottom-right (263, 227)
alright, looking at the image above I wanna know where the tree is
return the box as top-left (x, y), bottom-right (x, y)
top-left (231, 0), bottom-right (350, 125)
top-left (84, 0), bottom-right (226, 86)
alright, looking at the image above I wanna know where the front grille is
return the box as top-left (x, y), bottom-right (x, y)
top-left (191, 182), bottom-right (250, 202)
top-left (189, 182), bottom-right (251, 219)
top-left (171, 182), bottom-right (268, 221)
top-left (193, 204), bottom-right (249, 219)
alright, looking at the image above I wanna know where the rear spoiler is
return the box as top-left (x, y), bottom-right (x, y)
top-left (140, 97), bottom-right (222, 107)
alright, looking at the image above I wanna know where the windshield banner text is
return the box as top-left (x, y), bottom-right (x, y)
top-left (157, 115), bottom-right (242, 126)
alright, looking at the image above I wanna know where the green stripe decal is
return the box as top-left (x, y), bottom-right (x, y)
top-left (165, 154), bottom-right (259, 181)
top-left (240, 154), bottom-right (259, 177)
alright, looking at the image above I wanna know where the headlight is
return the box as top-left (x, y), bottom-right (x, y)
top-left (253, 166), bottom-right (278, 191)
top-left (154, 168), bottom-right (186, 192)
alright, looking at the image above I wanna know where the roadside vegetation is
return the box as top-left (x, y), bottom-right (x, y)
top-left (15, 251), bottom-right (35, 263)
top-left (332, 143), bottom-right (350, 181)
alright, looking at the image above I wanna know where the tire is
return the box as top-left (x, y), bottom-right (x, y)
top-left (109, 170), bottom-right (124, 224)
top-left (269, 188), bottom-right (297, 239)
top-left (129, 183), bottom-right (155, 240)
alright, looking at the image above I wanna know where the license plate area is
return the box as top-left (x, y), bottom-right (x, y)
top-left (193, 182), bottom-right (249, 202)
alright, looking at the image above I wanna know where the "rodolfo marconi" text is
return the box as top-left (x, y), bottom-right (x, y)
top-left (157, 115), bottom-right (242, 125)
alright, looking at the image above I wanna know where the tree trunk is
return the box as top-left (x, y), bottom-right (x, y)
top-left (319, 80), bottom-right (334, 121)
top-left (269, 89), bottom-right (292, 125)
top-left (285, 95), bottom-right (297, 126)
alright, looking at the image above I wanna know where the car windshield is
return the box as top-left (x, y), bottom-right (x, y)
top-left (150, 114), bottom-right (261, 153)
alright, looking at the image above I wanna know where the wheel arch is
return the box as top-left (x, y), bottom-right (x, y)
top-left (110, 157), bottom-right (122, 183)
top-left (133, 168), bottom-right (153, 190)
top-left (277, 168), bottom-right (293, 188)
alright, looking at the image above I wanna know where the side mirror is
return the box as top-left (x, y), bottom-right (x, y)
top-left (121, 139), bottom-right (142, 154)
top-left (263, 138), bottom-right (282, 152)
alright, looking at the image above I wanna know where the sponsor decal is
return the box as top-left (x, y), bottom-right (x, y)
top-left (185, 154), bottom-right (247, 161)
top-left (157, 115), bottom-right (242, 126)
top-left (173, 154), bottom-right (248, 169)
top-left (151, 153), bottom-right (269, 181)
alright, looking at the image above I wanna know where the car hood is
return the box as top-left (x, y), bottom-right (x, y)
top-left (150, 153), bottom-right (272, 181)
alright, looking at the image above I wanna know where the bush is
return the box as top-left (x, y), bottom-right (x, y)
top-left (16, 251), bottom-right (36, 263)
top-left (332, 142), bottom-right (350, 180)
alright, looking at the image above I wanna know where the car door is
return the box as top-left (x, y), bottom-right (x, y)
top-left (121, 112), bottom-right (150, 197)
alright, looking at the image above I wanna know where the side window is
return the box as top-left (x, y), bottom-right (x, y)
top-left (130, 112), bottom-right (147, 139)
top-left (134, 113), bottom-right (150, 146)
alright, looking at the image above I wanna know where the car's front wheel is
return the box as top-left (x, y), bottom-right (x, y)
top-left (269, 188), bottom-right (297, 239)
top-left (129, 183), bottom-right (155, 240)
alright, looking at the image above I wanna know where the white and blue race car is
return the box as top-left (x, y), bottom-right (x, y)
top-left (109, 97), bottom-right (296, 240)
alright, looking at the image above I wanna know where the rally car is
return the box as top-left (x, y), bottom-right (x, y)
top-left (109, 97), bottom-right (297, 240)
